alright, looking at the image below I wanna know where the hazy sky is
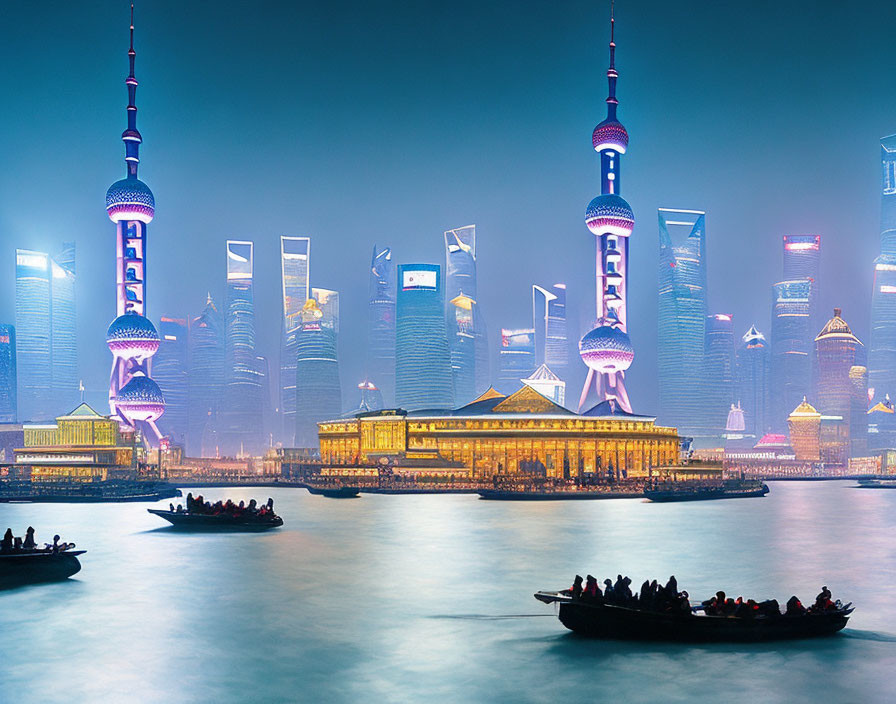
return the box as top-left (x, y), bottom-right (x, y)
top-left (0, 0), bottom-right (894, 415)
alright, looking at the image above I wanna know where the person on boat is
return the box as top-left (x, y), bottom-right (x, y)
top-left (677, 591), bottom-right (691, 614)
top-left (186, 492), bottom-right (194, 511)
top-left (812, 586), bottom-right (834, 612)
top-left (23, 527), bottom-right (36, 550)
top-left (248, 499), bottom-right (257, 513)
top-left (758, 599), bottom-right (780, 617)
top-left (13, 536), bottom-right (22, 551)
top-left (703, 591), bottom-right (725, 615)
top-left (583, 575), bottom-right (601, 600)
top-left (169, 503), bottom-right (175, 512)
top-left (785, 596), bottom-right (807, 616)
top-left (1, 528), bottom-right (13, 552)
top-left (602, 578), bottom-right (614, 602)
top-left (569, 575), bottom-right (584, 599)
top-left (266, 498), bottom-right (274, 511)
top-left (52, 534), bottom-right (61, 553)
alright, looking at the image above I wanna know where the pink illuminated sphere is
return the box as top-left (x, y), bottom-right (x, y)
top-left (107, 314), bottom-right (159, 361)
top-left (579, 324), bottom-right (634, 373)
top-left (106, 177), bottom-right (155, 223)
top-left (592, 119), bottom-right (629, 154)
top-left (115, 375), bottom-right (165, 422)
top-left (585, 194), bottom-right (634, 237)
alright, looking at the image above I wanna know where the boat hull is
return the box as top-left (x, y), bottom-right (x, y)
top-left (478, 489), bottom-right (640, 501)
top-left (644, 485), bottom-right (769, 502)
top-left (305, 486), bottom-right (360, 498)
top-left (147, 509), bottom-right (283, 531)
top-left (0, 551), bottom-right (85, 588)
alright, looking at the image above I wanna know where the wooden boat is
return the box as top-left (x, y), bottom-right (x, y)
top-left (644, 481), bottom-right (769, 502)
top-left (534, 591), bottom-right (852, 642)
top-left (0, 550), bottom-right (85, 588)
top-left (305, 485), bottom-right (360, 499)
top-left (147, 509), bottom-right (283, 530)
top-left (478, 488), bottom-right (641, 501)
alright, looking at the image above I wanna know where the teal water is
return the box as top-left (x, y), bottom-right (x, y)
top-left (0, 481), bottom-right (894, 703)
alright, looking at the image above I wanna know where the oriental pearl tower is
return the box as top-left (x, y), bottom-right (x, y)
top-left (105, 5), bottom-right (165, 444)
top-left (577, 2), bottom-right (635, 414)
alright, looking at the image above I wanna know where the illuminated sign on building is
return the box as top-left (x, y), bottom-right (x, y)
top-left (402, 270), bottom-right (437, 290)
top-left (16, 252), bottom-right (48, 270)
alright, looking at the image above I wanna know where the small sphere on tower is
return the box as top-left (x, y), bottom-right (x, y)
top-left (579, 324), bottom-right (634, 373)
top-left (106, 177), bottom-right (155, 223)
top-left (115, 374), bottom-right (166, 422)
top-left (585, 193), bottom-right (634, 237)
top-left (107, 313), bottom-right (159, 361)
top-left (592, 118), bottom-right (629, 154)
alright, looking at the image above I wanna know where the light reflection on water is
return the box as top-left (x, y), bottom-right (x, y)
top-left (1, 482), bottom-right (895, 703)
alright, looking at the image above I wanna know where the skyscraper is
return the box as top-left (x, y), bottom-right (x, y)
top-left (532, 284), bottom-right (568, 379)
top-left (50, 243), bottom-right (78, 412)
top-left (704, 314), bottom-right (735, 436)
top-left (187, 295), bottom-right (225, 457)
top-left (395, 264), bottom-right (454, 410)
top-left (154, 317), bottom-right (188, 445)
top-left (497, 328), bottom-right (536, 395)
top-left (657, 209), bottom-right (707, 436)
top-left (0, 326), bottom-right (16, 422)
top-left (869, 134), bottom-right (896, 404)
top-left (849, 365), bottom-right (869, 458)
top-left (814, 308), bottom-right (862, 434)
top-left (105, 7), bottom-right (165, 444)
top-left (367, 246), bottom-right (396, 405)
top-left (735, 325), bottom-right (770, 437)
top-left (279, 236), bottom-right (311, 444)
top-left (578, 7), bottom-right (635, 413)
top-left (312, 288), bottom-right (339, 332)
top-left (220, 240), bottom-right (263, 455)
top-left (445, 225), bottom-right (488, 400)
top-left (770, 279), bottom-right (812, 430)
top-left (295, 298), bottom-right (342, 448)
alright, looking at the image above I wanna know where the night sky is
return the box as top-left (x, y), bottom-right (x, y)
top-left (0, 0), bottom-right (894, 415)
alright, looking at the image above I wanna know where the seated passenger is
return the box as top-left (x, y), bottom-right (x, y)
top-left (785, 596), bottom-right (807, 616)
top-left (584, 575), bottom-right (601, 600)
top-left (602, 578), bottom-right (614, 602)
top-left (812, 586), bottom-right (834, 612)
top-left (52, 534), bottom-right (61, 553)
top-left (23, 527), bottom-right (36, 550)
top-left (1, 528), bottom-right (13, 552)
top-left (678, 591), bottom-right (691, 614)
top-left (570, 575), bottom-right (584, 599)
top-left (758, 599), bottom-right (780, 617)
top-left (169, 503), bottom-right (175, 512)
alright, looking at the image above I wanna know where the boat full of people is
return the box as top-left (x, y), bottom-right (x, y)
top-left (0, 527), bottom-right (84, 588)
top-left (643, 479), bottom-right (769, 502)
top-left (535, 574), bottom-right (852, 642)
top-left (147, 493), bottom-right (283, 530)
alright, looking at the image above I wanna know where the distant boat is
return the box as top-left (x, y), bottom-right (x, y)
top-left (0, 550), bottom-right (85, 588)
top-left (478, 487), bottom-right (641, 501)
top-left (147, 509), bottom-right (283, 531)
top-left (644, 480), bottom-right (769, 503)
top-left (856, 477), bottom-right (896, 489)
top-left (0, 480), bottom-right (180, 504)
top-left (304, 485), bottom-right (360, 499)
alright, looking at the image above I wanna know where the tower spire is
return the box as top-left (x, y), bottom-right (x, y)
top-left (606, 0), bottom-right (618, 120)
top-left (123, 3), bottom-right (142, 179)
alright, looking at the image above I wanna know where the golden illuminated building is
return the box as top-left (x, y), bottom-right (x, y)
top-left (15, 404), bottom-right (135, 482)
top-left (319, 386), bottom-right (679, 479)
top-left (787, 398), bottom-right (821, 462)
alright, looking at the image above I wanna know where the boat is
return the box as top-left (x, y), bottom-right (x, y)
top-left (304, 485), bottom-right (361, 499)
top-left (0, 549), bottom-right (86, 588)
top-left (0, 479), bottom-right (181, 503)
top-left (478, 487), bottom-right (641, 501)
top-left (644, 480), bottom-right (769, 502)
top-left (147, 509), bottom-right (283, 530)
top-left (856, 477), bottom-right (896, 489)
top-left (534, 591), bottom-right (853, 642)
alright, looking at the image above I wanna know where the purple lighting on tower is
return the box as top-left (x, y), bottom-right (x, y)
top-left (578, 2), bottom-right (634, 413)
top-left (105, 5), bottom-right (164, 444)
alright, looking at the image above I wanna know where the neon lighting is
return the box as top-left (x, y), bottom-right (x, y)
top-left (880, 285), bottom-right (896, 293)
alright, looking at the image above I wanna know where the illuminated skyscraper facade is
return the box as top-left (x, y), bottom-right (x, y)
top-left (814, 308), bottom-right (862, 438)
top-left (312, 288), bottom-right (340, 332)
top-left (869, 134), bottom-right (896, 403)
top-left (770, 279), bottom-right (813, 431)
top-left (295, 298), bottom-right (342, 448)
top-left (657, 209), bottom-right (707, 435)
top-left (279, 236), bottom-right (310, 443)
top-left (578, 9), bottom-right (635, 413)
top-left (187, 295), bottom-right (225, 457)
top-left (51, 243), bottom-right (78, 412)
top-left (497, 329), bottom-right (536, 395)
top-left (395, 264), bottom-right (454, 410)
top-left (533, 284), bottom-right (568, 379)
top-left (704, 314), bottom-right (735, 436)
top-left (735, 325), bottom-right (770, 437)
top-left (367, 246), bottom-right (396, 405)
top-left (154, 317), bottom-right (188, 445)
top-left (105, 8), bottom-right (165, 444)
top-left (0, 325), bottom-right (16, 422)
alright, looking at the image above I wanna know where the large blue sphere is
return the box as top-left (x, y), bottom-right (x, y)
top-left (579, 324), bottom-right (634, 373)
top-left (117, 375), bottom-right (165, 404)
top-left (107, 313), bottom-right (158, 343)
top-left (585, 194), bottom-right (634, 237)
top-left (106, 177), bottom-right (155, 223)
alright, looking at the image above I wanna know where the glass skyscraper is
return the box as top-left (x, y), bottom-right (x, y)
top-left (367, 246), bottom-right (396, 406)
top-left (395, 264), bottom-right (454, 410)
top-left (657, 209), bottom-right (707, 436)
top-left (532, 284), bottom-right (568, 379)
top-left (154, 317), bottom-right (188, 445)
top-left (869, 134), bottom-right (896, 404)
top-left (497, 328), bottom-right (536, 395)
top-left (770, 279), bottom-right (812, 430)
top-left (704, 314), bottom-right (735, 436)
top-left (735, 325), bottom-right (770, 438)
top-left (51, 243), bottom-right (78, 413)
top-left (814, 308), bottom-right (862, 429)
top-left (0, 325), bottom-right (16, 422)
top-left (279, 236), bottom-right (311, 445)
top-left (294, 298), bottom-right (342, 448)
top-left (187, 295), bottom-right (225, 457)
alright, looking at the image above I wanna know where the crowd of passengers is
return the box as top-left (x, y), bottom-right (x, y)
top-left (172, 493), bottom-right (277, 518)
top-left (1, 527), bottom-right (73, 554)
top-left (564, 574), bottom-right (841, 617)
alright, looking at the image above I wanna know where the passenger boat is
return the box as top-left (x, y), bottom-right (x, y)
top-left (0, 549), bottom-right (85, 588)
top-left (644, 480), bottom-right (769, 502)
top-left (856, 477), bottom-right (896, 489)
top-left (304, 485), bottom-right (360, 499)
top-left (534, 591), bottom-right (852, 642)
top-left (147, 509), bottom-right (283, 530)
top-left (478, 487), bottom-right (641, 501)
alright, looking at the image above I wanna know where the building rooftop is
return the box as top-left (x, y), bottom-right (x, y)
top-left (815, 308), bottom-right (862, 345)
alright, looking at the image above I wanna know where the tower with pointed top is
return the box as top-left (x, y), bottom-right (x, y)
top-left (578, 3), bottom-right (635, 413)
top-left (105, 5), bottom-right (165, 445)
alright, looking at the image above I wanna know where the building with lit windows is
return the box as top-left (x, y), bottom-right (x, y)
top-left (295, 299), bottom-right (342, 448)
top-left (788, 398), bottom-right (821, 462)
top-left (770, 279), bottom-right (813, 431)
top-left (51, 243), bottom-right (78, 414)
top-left (395, 264), bottom-right (454, 411)
top-left (533, 284), bottom-right (568, 379)
top-left (448, 292), bottom-right (477, 405)
top-left (497, 328), bottom-right (536, 395)
top-left (735, 325), bottom-right (770, 437)
top-left (869, 134), bottom-right (896, 404)
top-left (0, 326), bottom-right (16, 423)
top-left (367, 246), bottom-right (396, 406)
top-left (279, 236), bottom-right (311, 442)
top-left (312, 288), bottom-right (339, 332)
top-left (657, 208), bottom-right (707, 436)
top-left (319, 385), bottom-right (679, 479)
top-left (783, 235), bottom-right (820, 329)
top-left (814, 308), bottom-right (862, 449)
top-left (187, 295), bottom-right (224, 456)
top-left (868, 395), bottom-right (896, 451)
top-left (522, 364), bottom-right (565, 406)
top-left (154, 317), bottom-right (188, 445)
top-left (849, 365), bottom-right (869, 457)
top-left (703, 314), bottom-right (735, 436)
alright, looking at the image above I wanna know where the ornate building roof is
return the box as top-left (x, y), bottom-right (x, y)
top-left (815, 308), bottom-right (861, 344)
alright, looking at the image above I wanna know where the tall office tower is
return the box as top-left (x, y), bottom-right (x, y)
top-left (104, 8), bottom-right (165, 444)
top-left (783, 234), bottom-right (820, 324)
top-left (154, 317), bottom-right (188, 444)
top-left (367, 246), bottom-right (396, 405)
top-left (445, 225), bottom-right (489, 399)
top-left (533, 284), bottom-right (568, 378)
top-left (220, 241), bottom-right (264, 456)
top-left (578, 7), bottom-right (635, 413)
top-left (657, 209), bottom-right (707, 435)
top-left (497, 329), bottom-right (536, 394)
top-left (814, 308), bottom-right (862, 427)
top-left (187, 295), bottom-right (225, 457)
top-left (395, 264), bottom-right (454, 410)
top-left (869, 135), bottom-right (896, 404)
top-left (849, 365), bottom-right (869, 457)
top-left (735, 325), bottom-right (770, 437)
top-left (279, 236), bottom-right (311, 444)
top-left (295, 298), bottom-right (342, 448)
top-left (770, 279), bottom-right (813, 431)
top-left (357, 380), bottom-right (384, 413)
top-left (312, 288), bottom-right (340, 331)
top-left (0, 326), bottom-right (16, 422)
top-left (704, 314), bottom-right (735, 436)
top-left (50, 243), bottom-right (78, 411)
top-left (788, 398), bottom-right (822, 461)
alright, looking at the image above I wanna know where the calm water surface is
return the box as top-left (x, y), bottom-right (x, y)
top-left (1, 481), bottom-right (894, 703)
